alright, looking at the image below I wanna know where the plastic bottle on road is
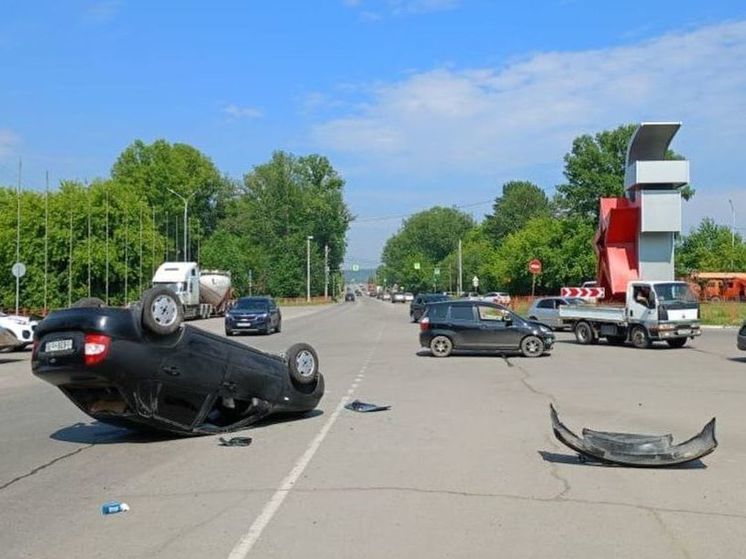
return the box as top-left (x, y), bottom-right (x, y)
top-left (101, 501), bottom-right (130, 515)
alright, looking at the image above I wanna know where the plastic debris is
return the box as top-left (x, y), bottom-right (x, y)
top-left (345, 400), bottom-right (391, 413)
top-left (219, 436), bottom-right (253, 447)
top-left (101, 501), bottom-right (130, 515)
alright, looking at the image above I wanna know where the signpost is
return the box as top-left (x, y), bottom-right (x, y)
top-left (528, 259), bottom-right (542, 298)
top-left (12, 262), bottom-right (26, 315)
top-left (352, 264), bottom-right (359, 272)
top-left (472, 275), bottom-right (479, 294)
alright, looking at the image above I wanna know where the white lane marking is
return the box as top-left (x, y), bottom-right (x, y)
top-left (227, 328), bottom-right (383, 559)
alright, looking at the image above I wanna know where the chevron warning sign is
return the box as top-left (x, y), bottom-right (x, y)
top-left (561, 287), bottom-right (606, 298)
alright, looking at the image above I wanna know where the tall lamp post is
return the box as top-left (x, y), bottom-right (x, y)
top-left (166, 187), bottom-right (197, 262)
top-left (306, 235), bottom-right (314, 302)
top-left (729, 199), bottom-right (736, 269)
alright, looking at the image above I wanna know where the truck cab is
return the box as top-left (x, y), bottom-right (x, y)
top-left (152, 262), bottom-right (201, 308)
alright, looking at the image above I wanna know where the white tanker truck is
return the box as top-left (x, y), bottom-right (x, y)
top-left (152, 262), bottom-right (232, 320)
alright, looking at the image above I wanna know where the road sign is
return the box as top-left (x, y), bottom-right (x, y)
top-left (352, 264), bottom-right (359, 272)
top-left (11, 262), bottom-right (26, 278)
top-left (472, 275), bottom-right (479, 289)
top-left (434, 268), bottom-right (440, 276)
top-left (561, 287), bottom-right (606, 298)
top-left (414, 262), bottom-right (421, 270)
top-left (528, 259), bottom-right (542, 275)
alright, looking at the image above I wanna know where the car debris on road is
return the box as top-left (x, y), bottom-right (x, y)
top-left (345, 399), bottom-right (391, 413)
top-left (550, 404), bottom-right (717, 467)
top-left (218, 436), bottom-right (253, 447)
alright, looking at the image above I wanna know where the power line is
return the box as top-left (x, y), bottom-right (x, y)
top-left (352, 199), bottom-right (493, 224)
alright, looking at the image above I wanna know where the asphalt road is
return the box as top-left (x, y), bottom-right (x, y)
top-left (1, 298), bottom-right (745, 558)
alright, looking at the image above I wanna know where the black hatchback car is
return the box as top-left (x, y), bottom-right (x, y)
top-left (419, 300), bottom-right (554, 358)
top-left (225, 296), bottom-right (281, 336)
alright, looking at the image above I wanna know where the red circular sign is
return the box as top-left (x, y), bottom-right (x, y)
top-left (528, 259), bottom-right (542, 274)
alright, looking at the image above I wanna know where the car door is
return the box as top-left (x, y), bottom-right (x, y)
top-left (533, 299), bottom-right (555, 325)
top-left (475, 305), bottom-right (521, 349)
top-left (446, 304), bottom-right (479, 348)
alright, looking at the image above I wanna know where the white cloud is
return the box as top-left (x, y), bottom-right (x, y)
top-left (222, 104), bottom-right (264, 119)
top-left (0, 129), bottom-right (19, 157)
top-left (312, 20), bottom-right (746, 184)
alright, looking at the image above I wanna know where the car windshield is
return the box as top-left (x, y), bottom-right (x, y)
top-left (157, 282), bottom-right (185, 293)
top-left (234, 299), bottom-right (269, 311)
top-left (566, 298), bottom-right (586, 305)
top-left (653, 283), bottom-right (698, 303)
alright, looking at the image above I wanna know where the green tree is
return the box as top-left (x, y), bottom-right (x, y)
top-left (483, 180), bottom-right (551, 244)
top-left (676, 218), bottom-right (746, 275)
top-left (556, 124), bottom-right (694, 221)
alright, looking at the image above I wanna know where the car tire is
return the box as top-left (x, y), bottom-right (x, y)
top-left (631, 326), bottom-right (652, 349)
top-left (606, 335), bottom-right (626, 346)
top-left (574, 321), bottom-right (596, 345)
top-left (225, 329), bottom-right (234, 336)
top-left (71, 297), bottom-right (106, 308)
top-left (521, 335), bottom-right (545, 358)
top-left (276, 320), bottom-right (282, 333)
top-left (286, 343), bottom-right (319, 385)
top-left (430, 335), bottom-right (453, 357)
top-left (666, 338), bottom-right (687, 348)
top-left (141, 287), bottom-right (183, 336)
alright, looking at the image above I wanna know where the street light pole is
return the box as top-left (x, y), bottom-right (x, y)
top-left (166, 187), bottom-right (197, 262)
top-left (306, 235), bottom-right (314, 302)
top-left (729, 199), bottom-right (736, 269)
top-left (324, 244), bottom-right (329, 300)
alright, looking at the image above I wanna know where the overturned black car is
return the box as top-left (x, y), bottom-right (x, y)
top-left (31, 288), bottom-right (324, 436)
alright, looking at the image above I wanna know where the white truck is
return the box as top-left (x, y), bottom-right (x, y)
top-left (152, 262), bottom-right (232, 320)
top-left (558, 280), bottom-right (701, 349)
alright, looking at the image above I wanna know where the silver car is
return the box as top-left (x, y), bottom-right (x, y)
top-left (526, 297), bottom-right (587, 330)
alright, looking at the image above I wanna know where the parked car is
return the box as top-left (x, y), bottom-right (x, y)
top-left (31, 290), bottom-right (323, 436)
top-left (483, 292), bottom-right (512, 306)
top-left (410, 293), bottom-right (450, 322)
top-left (526, 296), bottom-right (587, 330)
top-left (345, 291), bottom-right (356, 302)
top-left (738, 320), bottom-right (746, 351)
top-left (403, 292), bottom-right (414, 302)
top-left (392, 292), bottom-right (406, 303)
top-left (0, 312), bottom-right (38, 351)
top-left (382, 292), bottom-right (392, 301)
top-left (225, 296), bottom-right (281, 336)
top-left (419, 300), bottom-right (554, 358)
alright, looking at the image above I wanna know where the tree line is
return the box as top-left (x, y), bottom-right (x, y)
top-left (378, 124), bottom-right (745, 294)
top-left (0, 141), bottom-right (352, 311)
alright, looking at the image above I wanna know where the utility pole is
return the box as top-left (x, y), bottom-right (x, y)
top-left (152, 207), bottom-right (156, 276)
top-left (306, 235), bottom-right (314, 302)
top-left (124, 205), bottom-right (128, 305)
top-left (166, 187), bottom-right (196, 262)
top-left (457, 239), bottom-right (463, 296)
top-left (324, 244), bottom-right (329, 300)
top-left (105, 186), bottom-right (109, 304)
top-left (248, 269), bottom-right (253, 296)
top-left (68, 209), bottom-right (73, 307)
top-left (15, 158), bottom-right (21, 315)
top-left (139, 205), bottom-right (143, 295)
top-left (729, 199), bottom-right (736, 269)
top-left (44, 172), bottom-right (49, 313)
top-left (87, 186), bottom-right (91, 297)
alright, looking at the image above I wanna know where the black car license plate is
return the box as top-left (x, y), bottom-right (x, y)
top-left (45, 339), bottom-right (73, 352)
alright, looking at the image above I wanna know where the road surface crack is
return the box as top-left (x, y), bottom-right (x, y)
top-left (0, 444), bottom-right (93, 491)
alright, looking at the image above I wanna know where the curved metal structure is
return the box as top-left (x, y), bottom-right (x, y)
top-left (550, 404), bottom-right (717, 467)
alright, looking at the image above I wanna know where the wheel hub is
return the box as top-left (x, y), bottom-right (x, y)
top-left (295, 350), bottom-right (316, 377)
top-left (152, 295), bottom-right (177, 326)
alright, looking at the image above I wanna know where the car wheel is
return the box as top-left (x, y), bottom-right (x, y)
top-left (225, 329), bottom-right (234, 336)
top-left (631, 326), bottom-right (651, 349)
top-left (141, 287), bottom-right (183, 336)
top-left (521, 335), bottom-right (545, 358)
top-left (71, 297), bottom-right (106, 308)
top-left (276, 320), bottom-right (282, 333)
top-left (286, 343), bottom-right (319, 385)
top-left (430, 335), bottom-right (453, 357)
top-left (606, 335), bottom-right (626, 346)
top-left (574, 321), bottom-right (596, 345)
top-left (666, 338), bottom-right (687, 348)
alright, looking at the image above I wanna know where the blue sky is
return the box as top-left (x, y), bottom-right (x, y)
top-left (2, 1), bottom-right (746, 267)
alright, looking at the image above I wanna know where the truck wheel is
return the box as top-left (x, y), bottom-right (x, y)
top-left (666, 338), bottom-right (687, 348)
top-left (286, 343), bottom-right (319, 385)
top-left (520, 335), bottom-right (544, 358)
top-left (71, 297), bottom-right (106, 308)
top-left (141, 287), bottom-right (183, 336)
top-left (430, 335), bottom-right (453, 357)
top-left (574, 321), bottom-right (596, 345)
top-left (631, 326), bottom-right (651, 349)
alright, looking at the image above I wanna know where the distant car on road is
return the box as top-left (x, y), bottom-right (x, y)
top-left (526, 296), bottom-right (587, 330)
top-left (419, 300), bottom-right (554, 358)
top-left (410, 293), bottom-right (450, 322)
top-left (225, 296), bottom-right (282, 336)
top-left (482, 292), bottom-right (511, 306)
top-left (403, 292), bottom-right (414, 302)
top-left (392, 292), bottom-right (406, 303)
top-left (0, 312), bottom-right (37, 351)
top-left (345, 291), bottom-right (356, 302)
top-left (382, 292), bottom-right (392, 301)
top-left (738, 320), bottom-right (746, 351)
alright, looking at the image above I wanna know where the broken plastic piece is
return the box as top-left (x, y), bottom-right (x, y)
top-left (550, 404), bottom-right (717, 467)
top-left (101, 501), bottom-right (130, 515)
top-left (345, 400), bottom-right (391, 413)
top-left (218, 436), bottom-right (253, 447)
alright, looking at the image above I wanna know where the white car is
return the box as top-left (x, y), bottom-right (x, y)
top-left (0, 312), bottom-right (38, 350)
top-left (482, 292), bottom-right (511, 306)
top-left (403, 292), bottom-right (414, 302)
